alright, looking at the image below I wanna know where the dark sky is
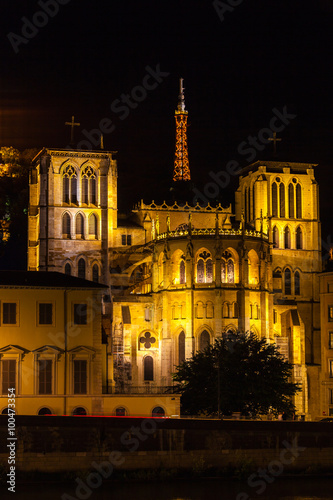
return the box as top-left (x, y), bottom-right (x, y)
top-left (1, 0), bottom-right (333, 236)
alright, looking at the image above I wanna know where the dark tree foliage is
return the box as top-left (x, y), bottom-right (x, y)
top-left (0, 147), bottom-right (38, 269)
top-left (173, 332), bottom-right (300, 417)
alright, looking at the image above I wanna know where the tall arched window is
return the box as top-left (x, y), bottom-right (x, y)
top-left (221, 260), bottom-right (226, 283)
top-left (296, 227), bottom-right (303, 249)
top-left (246, 187), bottom-right (250, 222)
top-left (245, 188), bottom-right (248, 222)
top-left (227, 259), bottom-right (234, 283)
top-left (279, 183), bottom-right (285, 218)
top-left (288, 183), bottom-right (294, 218)
top-left (62, 213), bottom-right (71, 238)
top-left (295, 271), bottom-right (301, 295)
top-left (197, 259), bottom-right (204, 283)
top-left (284, 268), bottom-right (292, 295)
top-left (88, 213), bottom-right (98, 238)
top-left (196, 252), bottom-right (213, 283)
top-left (273, 226), bottom-right (279, 248)
top-left (62, 165), bottom-right (77, 204)
top-left (178, 331), bottom-right (185, 364)
top-left (65, 263), bottom-right (72, 276)
top-left (76, 214), bottom-right (84, 238)
top-left (272, 182), bottom-right (278, 217)
top-left (78, 258), bottom-right (86, 280)
top-left (296, 183), bottom-right (302, 218)
top-left (284, 226), bottom-right (291, 249)
top-left (81, 165), bottom-right (97, 205)
top-left (251, 184), bottom-right (255, 220)
top-left (179, 260), bottom-right (185, 284)
top-left (144, 356), bottom-right (153, 381)
top-left (206, 259), bottom-right (213, 283)
top-left (92, 264), bottom-right (99, 283)
top-left (199, 330), bottom-right (210, 351)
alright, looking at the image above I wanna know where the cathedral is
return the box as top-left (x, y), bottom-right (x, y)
top-left (27, 81), bottom-right (323, 418)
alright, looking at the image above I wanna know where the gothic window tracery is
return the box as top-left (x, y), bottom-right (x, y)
top-left (81, 165), bottom-right (97, 205)
top-left (62, 165), bottom-right (77, 204)
top-left (196, 251), bottom-right (213, 283)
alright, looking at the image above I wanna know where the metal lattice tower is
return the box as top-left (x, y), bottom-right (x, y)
top-left (173, 78), bottom-right (191, 182)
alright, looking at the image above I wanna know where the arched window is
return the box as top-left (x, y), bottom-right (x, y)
top-left (273, 226), bottom-right (279, 248)
top-left (196, 252), bottom-right (213, 283)
top-left (72, 407), bottom-right (87, 416)
top-left (284, 227), bottom-right (291, 249)
top-left (252, 184), bottom-right (255, 220)
top-left (88, 213), bottom-right (98, 238)
top-left (62, 213), bottom-right (71, 238)
top-left (206, 259), bottom-right (213, 283)
top-left (199, 330), bottom-right (210, 351)
top-left (92, 264), bottom-right (99, 283)
top-left (221, 259), bottom-right (226, 283)
top-left (62, 165), bottom-right (77, 204)
top-left (115, 407), bottom-right (127, 416)
top-left (246, 187), bottom-right (250, 222)
top-left (272, 182), bottom-right (278, 217)
top-left (197, 259), bottom-right (204, 283)
top-left (288, 184), bottom-right (294, 218)
top-left (227, 259), bottom-right (234, 283)
top-left (38, 407), bottom-right (52, 416)
top-left (295, 271), bottom-right (301, 295)
top-left (76, 214), bottom-right (84, 238)
top-left (178, 331), bottom-right (185, 364)
top-left (78, 258), bottom-right (86, 280)
top-left (144, 356), bottom-right (154, 381)
top-left (152, 406), bottom-right (165, 417)
top-left (284, 268), bottom-right (292, 295)
top-left (81, 165), bottom-right (97, 205)
top-left (223, 302), bottom-right (229, 318)
top-left (179, 260), bottom-right (185, 284)
top-left (296, 183), bottom-right (302, 218)
top-left (65, 263), bottom-right (72, 276)
top-left (233, 303), bottom-right (239, 318)
top-left (279, 183), bottom-right (285, 218)
top-left (296, 227), bottom-right (303, 249)
top-left (244, 188), bottom-right (248, 222)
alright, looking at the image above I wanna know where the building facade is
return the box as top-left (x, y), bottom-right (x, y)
top-left (28, 147), bottom-right (323, 417)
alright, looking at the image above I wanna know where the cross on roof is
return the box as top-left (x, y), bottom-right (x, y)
top-left (268, 132), bottom-right (282, 156)
top-left (65, 115), bottom-right (80, 145)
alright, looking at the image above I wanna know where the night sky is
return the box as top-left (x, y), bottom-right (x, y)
top-left (1, 0), bottom-right (333, 238)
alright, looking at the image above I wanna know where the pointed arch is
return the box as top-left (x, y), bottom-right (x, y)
top-left (88, 213), bottom-right (98, 238)
top-left (62, 212), bottom-right (71, 238)
top-left (296, 183), bottom-right (302, 218)
top-left (81, 164), bottom-right (97, 205)
top-left (62, 163), bottom-right (78, 204)
top-left (64, 262), bottom-right (72, 276)
top-left (296, 226), bottom-right (303, 249)
top-left (288, 183), bottom-right (294, 218)
top-left (78, 258), bottom-right (86, 280)
top-left (284, 268), bottom-right (292, 295)
top-left (92, 263), bottom-right (99, 283)
top-left (197, 259), bottom-right (205, 283)
top-left (227, 259), bottom-right (234, 283)
top-left (284, 226), bottom-right (291, 249)
top-left (273, 225), bottom-right (279, 248)
top-left (178, 331), bottom-right (185, 365)
top-left (199, 330), bottom-right (210, 351)
top-left (279, 183), bottom-right (285, 217)
top-left (272, 182), bottom-right (278, 217)
top-left (295, 270), bottom-right (301, 295)
top-left (248, 249), bottom-right (259, 285)
top-left (75, 213), bottom-right (84, 238)
top-left (179, 259), bottom-right (185, 284)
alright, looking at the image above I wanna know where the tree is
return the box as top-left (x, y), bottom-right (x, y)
top-left (173, 332), bottom-right (300, 417)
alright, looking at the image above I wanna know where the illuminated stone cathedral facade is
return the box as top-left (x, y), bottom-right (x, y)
top-left (28, 148), bottom-right (323, 418)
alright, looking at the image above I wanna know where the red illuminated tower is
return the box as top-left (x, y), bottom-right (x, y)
top-left (173, 78), bottom-right (191, 182)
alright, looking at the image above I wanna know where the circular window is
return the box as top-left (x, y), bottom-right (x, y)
top-left (292, 177), bottom-right (297, 183)
top-left (72, 406), bottom-right (87, 416)
top-left (38, 407), bottom-right (52, 416)
top-left (275, 177), bottom-right (281, 183)
top-left (152, 406), bottom-right (165, 417)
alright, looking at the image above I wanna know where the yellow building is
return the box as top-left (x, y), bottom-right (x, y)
top-left (0, 271), bottom-right (179, 417)
top-left (319, 271), bottom-right (333, 417)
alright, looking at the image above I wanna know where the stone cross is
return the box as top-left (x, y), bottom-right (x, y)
top-left (65, 115), bottom-right (80, 144)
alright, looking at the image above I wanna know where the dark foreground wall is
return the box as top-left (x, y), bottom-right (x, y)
top-left (1, 416), bottom-right (333, 473)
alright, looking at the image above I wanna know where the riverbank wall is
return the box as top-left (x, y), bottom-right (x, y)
top-left (1, 416), bottom-right (333, 475)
